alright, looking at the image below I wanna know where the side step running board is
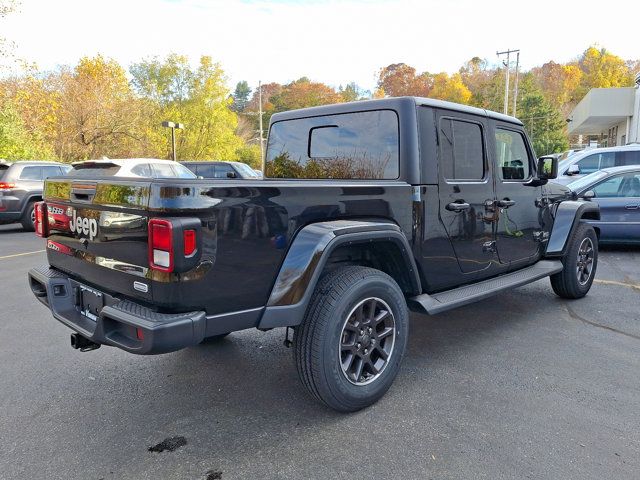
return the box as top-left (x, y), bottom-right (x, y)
top-left (408, 260), bottom-right (563, 315)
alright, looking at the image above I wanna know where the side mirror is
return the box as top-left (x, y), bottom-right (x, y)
top-left (226, 171), bottom-right (237, 179)
top-left (197, 175), bottom-right (204, 179)
top-left (566, 163), bottom-right (580, 176)
top-left (537, 156), bottom-right (558, 180)
top-left (582, 190), bottom-right (595, 200)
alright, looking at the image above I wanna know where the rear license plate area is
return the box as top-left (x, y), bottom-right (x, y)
top-left (76, 284), bottom-right (104, 321)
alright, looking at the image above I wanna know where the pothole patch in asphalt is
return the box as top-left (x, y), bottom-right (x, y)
top-left (148, 436), bottom-right (187, 452)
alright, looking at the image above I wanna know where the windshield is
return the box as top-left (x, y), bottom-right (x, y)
top-left (233, 162), bottom-right (261, 178)
top-left (566, 170), bottom-right (608, 192)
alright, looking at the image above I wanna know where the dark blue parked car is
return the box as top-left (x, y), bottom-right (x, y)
top-left (567, 165), bottom-right (640, 244)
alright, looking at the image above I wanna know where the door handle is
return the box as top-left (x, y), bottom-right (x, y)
top-left (624, 204), bottom-right (639, 210)
top-left (496, 198), bottom-right (516, 208)
top-left (446, 201), bottom-right (471, 212)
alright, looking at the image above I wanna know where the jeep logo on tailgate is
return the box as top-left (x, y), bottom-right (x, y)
top-left (69, 210), bottom-right (98, 241)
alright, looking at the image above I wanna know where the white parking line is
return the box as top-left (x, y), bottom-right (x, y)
top-left (0, 250), bottom-right (46, 260)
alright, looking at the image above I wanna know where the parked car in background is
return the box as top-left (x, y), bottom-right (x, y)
top-left (567, 165), bottom-right (640, 244)
top-left (181, 161), bottom-right (261, 179)
top-left (554, 145), bottom-right (640, 185)
top-left (71, 158), bottom-right (196, 179)
top-left (0, 161), bottom-right (71, 231)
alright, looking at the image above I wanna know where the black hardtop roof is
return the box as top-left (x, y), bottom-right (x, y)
top-left (270, 96), bottom-right (523, 126)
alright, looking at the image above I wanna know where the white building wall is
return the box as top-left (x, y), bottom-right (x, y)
top-left (629, 85), bottom-right (640, 144)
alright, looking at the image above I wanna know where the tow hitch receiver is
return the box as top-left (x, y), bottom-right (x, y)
top-left (70, 333), bottom-right (101, 352)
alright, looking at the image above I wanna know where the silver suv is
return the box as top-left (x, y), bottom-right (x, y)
top-left (0, 161), bottom-right (71, 231)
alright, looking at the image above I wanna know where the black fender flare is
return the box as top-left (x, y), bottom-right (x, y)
top-left (258, 220), bottom-right (421, 329)
top-left (545, 200), bottom-right (600, 257)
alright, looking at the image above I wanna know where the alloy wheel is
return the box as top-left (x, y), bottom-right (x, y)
top-left (339, 297), bottom-right (396, 386)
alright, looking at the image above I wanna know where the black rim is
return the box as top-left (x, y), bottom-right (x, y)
top-left (577, 237), bottom-right (594, 285)
top-left (339, 297), bottom-right (396, 386)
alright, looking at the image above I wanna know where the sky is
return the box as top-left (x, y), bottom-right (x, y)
top-left (2, 0), bottom-right (639, 93)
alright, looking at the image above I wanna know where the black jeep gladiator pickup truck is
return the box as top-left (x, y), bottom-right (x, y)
top-left (28, 97), bottom-right (599, 412)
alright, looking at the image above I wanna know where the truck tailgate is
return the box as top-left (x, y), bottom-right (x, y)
top-left (43, 178), bottom-right (153, 304)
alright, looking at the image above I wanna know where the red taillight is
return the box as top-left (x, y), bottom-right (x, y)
top-left (0, 182), bottom-right (15, 190)
top-left (148, 218), bottom-right (173, 272)
top-left (34, 202), bottom-right (49, 237)
top-left (183, 230), bottom-right (196, 256)
top-left (136, 328), bottom-right (144, 341)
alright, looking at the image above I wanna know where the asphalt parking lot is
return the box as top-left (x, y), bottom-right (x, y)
top-left (0, 223), bottom-right (638, 480)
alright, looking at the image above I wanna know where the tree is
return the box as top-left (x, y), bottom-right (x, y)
top-left (531, 61), bottom-right (582, 114)
top-left (231, 80), bottom-right (251, 112)
top-left (429, 72), bottom-right (472, 104)
top-left (130, 55), bottom-right (243, 161)
top-left (0, 101), bottom-right (53, 159)
top-left (270, 78), bottom-right (342, 112)
top-left (577, 47), bottom-right (634, 97)
top-left (459, 57), bottom-right (497, 108)
top-left (377, 63), bottom-right (430, 97)
top-left (338, 82), bottom-right (364, 102)
top-left (518, 92), bottom-right (568, 155)
top-left (50, 55), bottom-right (147, 160)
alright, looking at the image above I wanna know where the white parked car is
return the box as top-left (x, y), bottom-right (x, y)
top-left (554, 145), bottom-right (640, 185)
top-left (71, 158), bottom-right (196, 179)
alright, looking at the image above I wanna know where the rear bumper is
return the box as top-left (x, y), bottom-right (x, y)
top-left (28, 265), bottom-right (207, 354)
top-left (0, 211), bottom-right (22, 222)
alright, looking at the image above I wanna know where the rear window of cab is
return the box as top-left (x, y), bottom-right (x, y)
top-left (265, 110), bottom-right (399, 180)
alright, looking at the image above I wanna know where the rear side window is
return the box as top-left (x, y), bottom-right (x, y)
top-left (214, 164), bottom-right (236, 178)
top-left (266, 110), bottom-right (399, 179)
top-left (616, 150), bottom-right (640, 166)
top-left (41, 166), bottom-right (63, 179)
top-left (131, 163), bottom-right (152, 177)
top-left (494, 129), bottom-right (531, 181)
top-left (577, 152), bottom-right (615, 174)
top-left (439, 118), bottom-right (485, 181)
top-left (19, 166), bottom-right (43, 180)
top-left (195, 164), bottom-right (215, 178)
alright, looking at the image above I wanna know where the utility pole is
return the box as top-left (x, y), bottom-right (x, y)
top-left (512, 51), bottom-right (520, 117)
top-left (161, 121), bottom-right (184, 161)
top-left (497, 49), bottom-right (519, 115)
top-left (258, 80), bottom-right (265, 172)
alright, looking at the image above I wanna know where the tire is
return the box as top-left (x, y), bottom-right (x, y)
top-left (21, 201), bottom-right (36, 232)
top-left (293, 266), bottom-right (409, 412)
top-left (550, 222), bottom-right (598, 299)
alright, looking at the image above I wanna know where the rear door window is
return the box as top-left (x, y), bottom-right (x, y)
top-left (440, 119), bottom-right (485, 181)
top-left (19, 166), bottom-right (43, 180)
top-left (266, 110), bottom-right (399, 179)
